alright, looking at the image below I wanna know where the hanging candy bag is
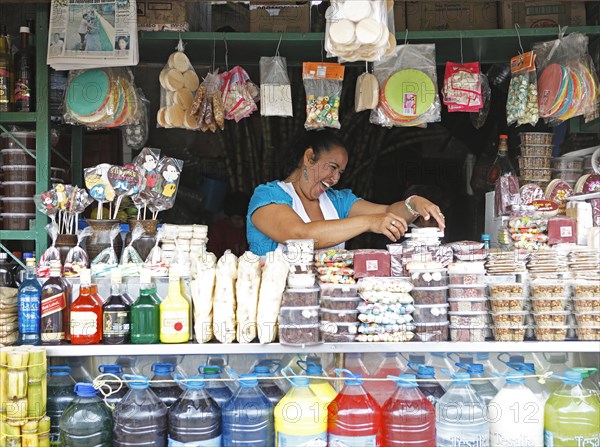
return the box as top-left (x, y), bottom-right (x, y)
top-left (355, 67), bottom-right (379, 112)
top-left (506, 51), bottom-right (539, 126)
top-left (191, 71), bottom-right (225, 132)
top-left (219, 66), bottom-right (259, 122)
top-left (302, 62), bottom-right (345, 130)
top-left (442, 61), bottom-right (483, 112)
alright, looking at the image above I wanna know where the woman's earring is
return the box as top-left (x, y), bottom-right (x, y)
top-left (303, 167), bottom-right (308, 181)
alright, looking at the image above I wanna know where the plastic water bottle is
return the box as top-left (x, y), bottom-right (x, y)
top-left (408, 362), bottom-right (446, 406)
top-left (455, 362), bottom-right (498, 405)
top-left (382, 374), bottom-right (436, 446)
top-left (572, 367), bottom-right (600, 397)
top-left (506, 361), bottom-right (550, 403)
top-left (59, 383), bottom-right (113, 447)
top-left (150, 362), bottom-right (181, 407)
top-left (297, 360), bottom-right (337, 404)
top-left (113, 375), bottom-right (167, 447)
top-left (365, 352), bottom-right (406, 406)
top-left (199, 365), bottom-right (233, 407)
top-left (328, 368), bottom-right (382, 446)
top-left (222, 374), bottom-right (274, 447)
top-left (436, 372), bottom-right (489, 447)
top-left (17, 257), bottom-right (42, 345)
top-left (97, 364), bottom-right (127, 408)
top-left (488, 371), bottom-right (544, 447)
top-left (544, 370), bottom-right (600, 446)
top-left (251, 361), bottom-right (285, 406)
top-left (168, 375), bottom-right (222, 446)
top-left (47, 366), bottom-right (76, 446)
top-left (274, 367), bottom-right (327, 446)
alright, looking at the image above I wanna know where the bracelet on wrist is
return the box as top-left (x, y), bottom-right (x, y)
top-left (405, 195), bottom-right (421, 217)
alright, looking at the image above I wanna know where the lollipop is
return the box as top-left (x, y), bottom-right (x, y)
top-left (107, 165), bottom-right (141, 220)
top-left (133, 147), bottom-right (161, 219)
top-left (84, 164), bottom-right (116, 219)
top-left (151, 157), bottom-right (184, 218)
top-left (34, 190), bottom-right (59, 223)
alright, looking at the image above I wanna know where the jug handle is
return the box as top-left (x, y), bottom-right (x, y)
top-left (407, 362), bottom-right (425, 374)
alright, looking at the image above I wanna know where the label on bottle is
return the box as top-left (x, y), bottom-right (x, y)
top-left (103, 311), bottom-right (130, 336)
top-left (328, 434), bottom-right (378, 447)
top-left (18, 292), bottom-right (40, 334)
top-left (41, 292), bottom-right (65, 318)
top-left (0, 68), bottom-right (9, 105)
top-left (277, 431), bottom-right (327, 447)
top-left (448, 435), bottom-right (489, 447)
top-left (14, 77), bottom-right (30, 103)
top-left (161, 311), bottom-right (189, 335)
top-left (168, 435), bottom-right (222, 447)
top-left (70, 311), bottom-right (98, 337)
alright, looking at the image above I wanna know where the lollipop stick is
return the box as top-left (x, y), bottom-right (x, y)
top-left (76, 214), bottom-right (79, 234)
top-left (97, 201), bottom-right (102, 220)
top-left (143, 204), bottom-right (147, 220)
top-left (109, 202), bottom-right (113, 220)
top-left (113, 196), bottom-right (124, 220)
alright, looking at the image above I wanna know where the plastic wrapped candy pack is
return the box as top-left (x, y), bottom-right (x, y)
top-left (507, 51), bottom-right (539, 127)
top-left (442, 62), bottom-right (483, 113)
top-left (219, 66), bottom-right (259, 123)
top-left (191, 71), bottom-right (225, 132)
top-left (302, 62), bottom-right (345, 130)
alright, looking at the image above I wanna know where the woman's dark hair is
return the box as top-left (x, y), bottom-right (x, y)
top-left (286, 130), bottom-right (347, 176)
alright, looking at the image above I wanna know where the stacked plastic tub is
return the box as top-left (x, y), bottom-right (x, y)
top-left (518, 132), bottom-right (554, 189)
top-left (279, 239), bottom-right (321, 346)
top-left (407, 262), bottom-right (449, 341)
top-left (447, 262), bottom-right (488, 342)
top-left (488, 281), bottom-right (528, 341)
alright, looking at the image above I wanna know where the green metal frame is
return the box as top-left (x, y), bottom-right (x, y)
top-left (0, 5), bottom-right (50, 265)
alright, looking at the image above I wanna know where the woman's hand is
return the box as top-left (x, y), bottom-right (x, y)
top-left (369, 213), bottom-right (408, 242)
top-left (412, 196), bottom-right (446, 229)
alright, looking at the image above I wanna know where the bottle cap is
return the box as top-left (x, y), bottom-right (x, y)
top-left (238, 374), bottom-right (259, 388)
top-left (110, 267), bottom-right (122, 284)
top-left (124, 374), bottom-right (150, 390)
top-left (48, 365), bottom-right (72, 377)
top-left (306, 363), bottom-right (323, 376)
top-left (289, 376), bottom-right (310, 387)
top-left (562, 370), bottom-right (583, 385)
top-left (199, 365), bottom-right (221, 377)
top-left (140, 268), bottom-right (152, 285)
top-left (98, 364), bottom-right (123, 375)
top-left (252, 365), bottom-right (272, 377)
top-left (26, 257), bottom-right (36, 266)
top-left (152, 362), bottom-right (175, 376)
top-left (505, 371), bottom-right (526, 385)
top-left (416, 366), bottom-right (435, 379)
top-left (391, 374), bottom-right (418, 388)
top-left (74, 383), bottom-right (97, 397)
top-left (179, 374), bottom-right (205, 390)
top-left (481, 233), bottom-right (491, 242)
top-left (500, 134), bottom-right (508, 139)
top-left (19, 26), bottom-right (30, 34)
top-left (23, 252), bottom-right (33, 259)
top-left (451, 372), bottom-right (471, 385)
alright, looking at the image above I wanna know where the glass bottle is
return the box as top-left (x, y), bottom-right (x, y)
top-left (14, 26), bottom-right (34, 112)
top-left (160, 267), bottom-right (190, 344)
top-left (14, 252), bottom-right (33, 287)
top-left (102, 268), bottom-right (130, 345)
top-left (130, 269), bottom-right (160, 344)
top-left (486, 135), bottom-right (515, 190)
top-left (17, 257), bottom-right (42, 345)
top-left (0, 252), bottom-right (15, 288)
top-left (70, 269), bottom-right (102, 344)
top-left (0, 27), bottom-right (13, 112)
top-left (41, 260), bottom-right (66, 345)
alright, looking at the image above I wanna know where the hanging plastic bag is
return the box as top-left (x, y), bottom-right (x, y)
top-left (370, 44), bottom-right (441, 128)
top-left (157, 39), bottom-right (200, 129)
top-left (191, 71), bottom-right (225, 132)
top-left (260, 55), bottom-right (293, 117)
top-left (91, 224), bottom-right (121, 277)
top-left (219, 66), bottom-right (259, 123)
top-left (470, 74), bottom-right (491, 129)
top-left (534, 32), bottom-right (600, 125)
top-left (303, 62), bottom-right (345, 130)
top-left (506, 51), bottom-right (539, 126)
top-left (120, 225), bottom-right (144, 266)
top-left (355, 67), bottom-right (379, 112)
top-left (123, 90), bottom-right (150, 150)
top-left (442, 61), bottom-right (483, 112)
top-left (38, 222), bottom-right (61, 278)
top-left (149, 157), bottom-right (184, 217)
top-left (64, 226), bottom-right (93, 277)
top-left (84, 164), bottom-right (116, 220)
top-left (132, 147), bottom-right (161, 219)
top-left (107, 165), bottom-right (141, 220)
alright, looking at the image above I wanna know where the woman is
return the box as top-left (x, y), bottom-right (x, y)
top-left (247, 131), bottom-right (445, 256)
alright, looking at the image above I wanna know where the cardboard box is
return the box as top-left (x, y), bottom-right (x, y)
top-left (137, 0), bottom-right (190, 32)
top-left (250, 1), bottom-right (310, 33)
top-left (499, 1), bottom-right (586, 28)
top-left (406, 1), bottom-right (498, 31)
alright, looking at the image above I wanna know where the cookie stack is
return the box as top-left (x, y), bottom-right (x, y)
top-left (0, 287), bottom-right (18, 346)
top-left (568, 248), bottom-right (600, 279)
top-left (527, 250), bottom-right (569, 279)
top-left (485, 250), bottom-right (529, 275)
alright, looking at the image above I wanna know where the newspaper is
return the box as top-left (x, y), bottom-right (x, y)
top-left (47, 0), bottom-right (139, 70)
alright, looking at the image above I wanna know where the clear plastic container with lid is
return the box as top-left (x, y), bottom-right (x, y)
top-left (489, 283), bottom-right (526, 298)
top-left (320, 308), bottom-right (359, 323)
top-left (492, 325), bottom-right (527, 341)
top-left (1, 197), bottom-right (35, 214)
top-left (573, 312), bottom-right (600, 327)
top-left (532, 311), bottom-right (570, 327)
top-left (1, 181), bottom-right (35, 196)
top-left (411, 287), bottom-right (447, 305)
top-left (530, 281), bottom-right (568, 298)
top-left (534, 325), bottom-right (570, 341)
top-left (409, 269), bottom-right (448, 287)
top-left (576, 326), bottom-right (600, 340)
top-left (448, 284), bottom-right (487, 298)
top-left (1, 165), bottom-right (36, 181)
top-left (319, 283), bottom-right (359, 298)
top-left (281, 287), bottom-right (320, 307)
top-left (572, 282), bottom-right (600, 298)
top-left (279, 324), bottom-right (321, 346)
top-left (412, 304), bottom-right (449, 324)
top-left (320, 296), bottom-right (362, 310)
top-left (449, 273), bottom-right (485, 285)
top-left (449, 324), bottom-right (487, 342)
top-left (490, 311), bottom-right (528, 327)
top-left (488, 296), bottom-right (527, 312)
top-left (1, 213), bottom-right (35, 230)
top-left (414, 322), bottom-right (449, 342)
top-left (448, 311), bottom-right (487, 326)
top-left (1, 149), bottom-right (35, 165)
top-left (531, 296), bottom-right (569, 312)
top-left (286, 273), bottom-right (316, 289)
top-left (448, 297), bottom-right (488, 312)
top-left (278, 306), bottom-right (320, 325)
top-left (321, 321), bottom-right (360, 336)
top-left (572, 297), bottom-right (600, 313)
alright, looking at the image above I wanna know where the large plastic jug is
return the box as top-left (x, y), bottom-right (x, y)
top-left (297, 360), bottom-right (337, 404)
top-left (544, 370), bottom-right (600, 446)
top-left (382, 374), bottom-right (436, 446)
top-left (327, 368), bottom-right (382, 446)
top-left (506, 361), bottom-right (550, 403)
top-left (251, 363), bottom-right (285, 406)
top-left (168, 375), bottom-right (222, 446)
top-left (150, 362), bottom-right (181, 407)
top-left (365, 352), bottom-right (406, 406)
top-left (572, 367), bottom-right (600, 397)
top-left (113, 374), bottom-right (167, 447)
top-left (435, 372), bottom-right (489, 447)
top-left (97, 364), bottom-right (127, 408)
top-left (199, 365), bottom-right (233, 407)
top-left (59, 383), bottom-right (113, 447)
top-left (274, 367), bottom-right (327, 446)
top-left (488, 371), bottom-right (544, 447)
top-left (47, 366), bottom-right (76, 446)
top-left (541, 353), bottom-right (571, 392)
top-left (455, 362), bottom-right (498, 405)
top-left (222, 374), bottom-right (274, 447)
top-left (429, 352), bottom-right (456, 378)
top-left (408, 362), bottom-right (446, 406)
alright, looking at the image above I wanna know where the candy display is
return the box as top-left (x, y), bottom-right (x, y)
top-left (324, 0), bottom-right (395, 62)
top-left (442, 61), bottom-right (483, 112)
top-left (370, 44), bottom-right (441, 128)
top-left (507, 51), bottom-right (539, 126)
top-left (149, 157), bottom-right (183, 218)
top-left (302, 62), bottom-right (344, 130)
top-left (260, 55), bottom-right (293, 117)
top-left (545, 179), bottom-right (573, 214)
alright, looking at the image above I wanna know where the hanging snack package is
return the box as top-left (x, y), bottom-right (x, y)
top-left (191, 71), bottom-right (225, 132)
top-left (219, 66), bottom-right (260, 122)
top-left (64, 226), bottom-right (93, 277)
top-left (534, 32), bottom-right (600, 126)
top-left (157, 42), bottom-right (200, 129)
top-left (355, 70), bottom-right (379, 112)
top-left (506, 51), bottom-right (539, 127)
top-left (303, 62), bottom-right (345, 130)
top-left (124, 90), bottom-right (150, 150)
top-left (260, 56), bottom-right (293, 117)
top-left (325, 0), bottom-right (395, 63)
top-left (64, 68), bottom-right (141, 129)
top-left (370, 44), bottom-right (441, 128)
top-left (38, 222), bottom-right (61, 278)
top-left (470, 74), bottom-right (491, 129)
top-left (442, 61), bottom-right (483, 112)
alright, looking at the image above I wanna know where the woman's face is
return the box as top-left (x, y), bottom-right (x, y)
top-left (118, 38), bottom-right (127, 50)
top-left (303, 145), bottom-right (348, 200)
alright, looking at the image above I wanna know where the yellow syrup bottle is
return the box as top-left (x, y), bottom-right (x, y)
top-left (160, 266), bottom-right (190, 343)
top-left (298, 360), bottom-right (337, 405)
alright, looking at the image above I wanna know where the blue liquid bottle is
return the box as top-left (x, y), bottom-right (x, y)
top-left (199, 365), bottom-right (233, 407)
top-left (17, 257), bottom-right (41, 345)
top-left (97, 364), bottom-right (128, 408)
top-left (251, 362), bottom-right (285, 406)
top-left (408, 362), bottom-right (446, 406)
top-left (47, 366), bottom-right (76, 446)
top-left (150, 362), bottom-right (181, 408)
